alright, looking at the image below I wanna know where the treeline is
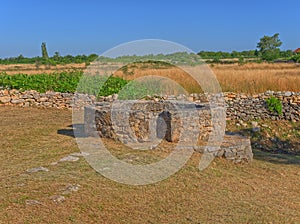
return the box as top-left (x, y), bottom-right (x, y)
top-left (0, 53), bottom-right (98, 65)
top-left (0, 50), bottom-right (298, 65)
top-left (0, 52), bottom-right (204, 66)
top-left (197, 50), bottom-right (295, 59)
top-left (1, 34), bottom-right (298, 65)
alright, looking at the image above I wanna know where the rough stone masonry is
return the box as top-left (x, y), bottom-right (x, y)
top-left (84, 101), bottom-right (253, 163)
top-left (0, 89), bottom-right (299, 122)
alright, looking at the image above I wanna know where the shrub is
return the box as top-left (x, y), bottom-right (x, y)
top-left (0, 72), bottom-right (129, 96)
top-left (291, 54), bottom-right (300, 63)
top-left (238, 57), bottom-right (245, 65)
top-left (0, 72), bottom-right (82, 93)
top-left (266, 96), bottom-right (282, 115)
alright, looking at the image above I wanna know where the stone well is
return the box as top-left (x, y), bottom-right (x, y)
top-left (84, 100), bottom-right (253, 163)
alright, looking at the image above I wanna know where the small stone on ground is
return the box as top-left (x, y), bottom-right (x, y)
top-left (50, 195), bottom-right (65, 203)
top-left (25, 200), bottom-right (43, 206)
top-left (61, 184), bottom-right (80, 195)
top-left (26, 166), bottom-right (49, 173)
top-left (59, 155), bottom-right (79, 162)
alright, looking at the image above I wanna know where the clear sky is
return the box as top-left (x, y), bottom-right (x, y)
top-left (1, 0), bottom-right (299, 58)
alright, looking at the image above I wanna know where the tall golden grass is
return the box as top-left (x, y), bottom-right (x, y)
top-left (113, 64), bottom-right (202, 94)
top-left (114, 63), bottom-right (300, 94)
top-left (211, 63), bottom-right (300, 93)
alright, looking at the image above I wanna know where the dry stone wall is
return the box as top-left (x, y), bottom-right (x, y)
top-left (84, 101), bottom-right (253, 163)
top-left (0, 89), bottom-right (75, 109)
top-left (84, 101), bottom-right (215, 144)
top-left (0, 89), bottom-right (299, 122)
top-left (224, 91), bottom-right (300, 122)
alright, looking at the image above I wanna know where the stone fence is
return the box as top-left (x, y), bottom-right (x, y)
top-left (224, 91), bottom-right (300, 122)
top-left (0, 89), bottom-right (299, 122)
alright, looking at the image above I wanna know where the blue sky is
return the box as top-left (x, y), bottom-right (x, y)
top-left (1, 0), bottom-right (299, 57)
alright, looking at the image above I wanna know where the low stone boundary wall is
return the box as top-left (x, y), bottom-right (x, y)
top-left (224, 91), bottom-right (300, 122)
top-left (0, 89), bottom-right (75, 109)
top-left (0, 89), bottom-right (299, 121)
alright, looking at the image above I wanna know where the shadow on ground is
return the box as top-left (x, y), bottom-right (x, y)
top-left (57, 124), bottom-right (86, 138)
top-left (235, 126), bottom-right (300, 165)
top-left (58, 124), bottom-right (300, 165)
top-left (253, 149), bottom-right (300, 165)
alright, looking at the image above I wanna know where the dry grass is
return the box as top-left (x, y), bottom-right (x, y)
top-left (112, 62), bottom-right (300, 94)
top-left (0, 63), bottom-right (86, 75)
top-left (211, 63), bottom-right (300, 93)
top-left (113, 64), bottom-right (203, 94)
top-left (0, 106), bottom-right (299, 223)
top-left (2, 62), bottom-right (300, 94)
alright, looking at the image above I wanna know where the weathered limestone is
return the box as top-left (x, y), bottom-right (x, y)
top-left (85, 101), bottom-right (214, 144)
top-left (84, 101), bottom-right (253, 163)
top-left (0, 88), bottom-right (299, 121)
top-left (193, 134), bottom-right (253, 163)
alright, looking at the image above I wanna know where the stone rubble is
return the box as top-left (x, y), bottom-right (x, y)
top-left (25, 152), bottom-right (85, 205)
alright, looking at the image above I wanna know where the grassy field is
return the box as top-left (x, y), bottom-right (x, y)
top-left (114, 62), bottom-right (300, 94)
top-left (212, 63), bottom-right (300, 93)
top-left (0, 106), bottom-right (299, 223)
top-left (1, 62), bottom-right (300, 94)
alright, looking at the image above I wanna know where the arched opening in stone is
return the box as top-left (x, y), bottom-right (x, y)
top-left (156, 111), bottom-right (171, 141)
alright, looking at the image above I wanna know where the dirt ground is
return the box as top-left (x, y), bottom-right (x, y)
top-left (0, 106), bottom-right (299, 223)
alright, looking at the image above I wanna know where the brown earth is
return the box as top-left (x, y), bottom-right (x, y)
top-left (0, 106), bottom-right (299, 223)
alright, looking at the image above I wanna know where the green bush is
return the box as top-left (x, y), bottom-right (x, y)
top-left (291, 54), bottom-right (300, 63)
top-left (266, 97), bottom-right (283, 115)
top-left (238, 57), bottom-right (245, 65)
top-left (0, 72), bottom-right (82, 93)
top-left (0, 72), bottom-right (129, 96)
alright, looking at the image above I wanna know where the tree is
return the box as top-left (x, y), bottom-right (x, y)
top-left (54, 51), bottom-right (60, 58)
top-left (41, 42), bottom-right (49, 59)
top-left (257, 33), bottom-right (282, 62)
top-left (280, 50), bottom-right (294, 58)
top-left (52, 51), bottom-right (61, 62)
